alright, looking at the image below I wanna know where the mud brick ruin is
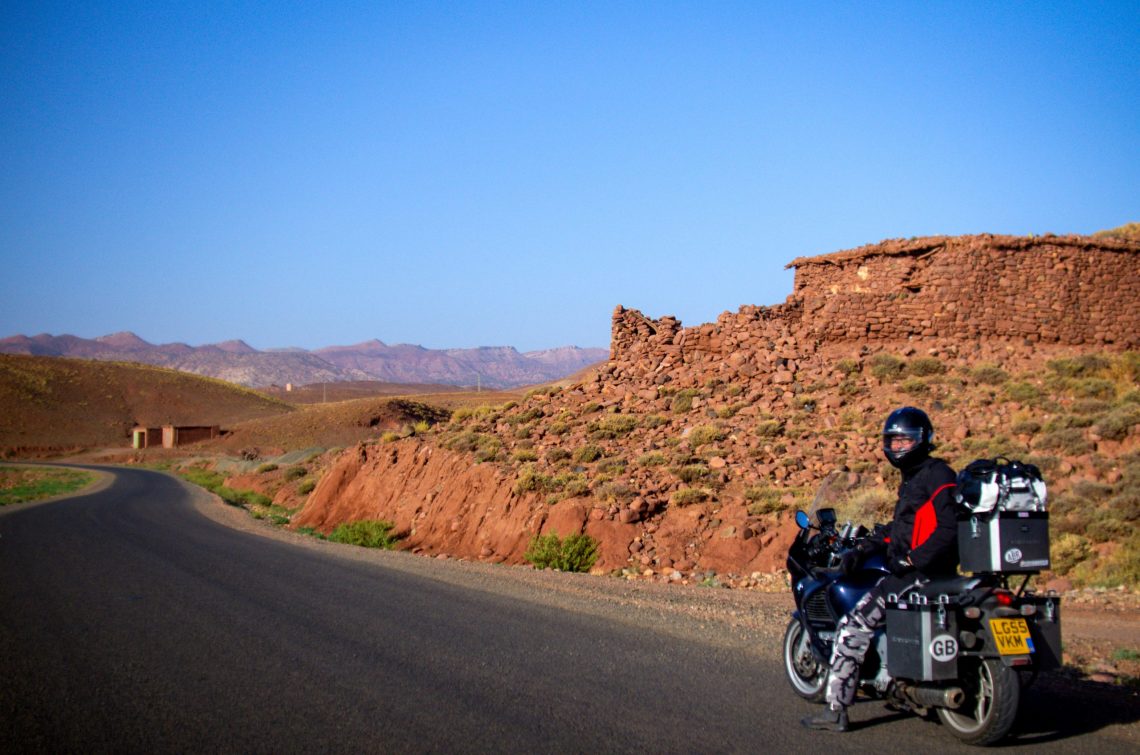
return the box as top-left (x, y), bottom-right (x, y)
top-left (612, 234), bottom-right (1140, 383)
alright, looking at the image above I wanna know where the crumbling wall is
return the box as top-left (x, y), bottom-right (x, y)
top-left (611, 233), bottom-right (1140, 376)
top-left (791, 234), bottom-right (1140, 345)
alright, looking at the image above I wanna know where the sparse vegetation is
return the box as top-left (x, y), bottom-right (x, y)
top-left (869, 353), bottom-right (905, 380)
top-left (514, 464), bottom-right (552, 495)
top-left (524, 532), bottom-right (598, 572)
top-left (573, 445), bottom-right (604, 463)
top-left (671, 488), bottom-right (710, 506)
top-left (590, 414), bottom-right (638, 439)
top-left (328, 519), bottom-right (399, 549)
top-left (689, 424), bottom-right (725, 448)
top-left (546, 447), bottom-right (571, 464)
top-left (972, 364), bottom-right (1010, 385)
top-left (511, 448), bottom-right (539, 463)
top-left (0, 466), bottom-right (96, 506)
top-left (446, 431), bottom-right (501, 462)
top-left (907, 356), bottom-right (946, 376)
top-left (745, 486), bottom-right (784, 515)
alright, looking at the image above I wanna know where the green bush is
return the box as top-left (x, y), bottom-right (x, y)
top-left (1004, 381), bottom-right (1043, 403)
top-left (328, 520), bottom-right (398, 549)
top-left (446, 431), bottom-right (501, 462)
top-left (179, 467), bottom-right (226, 491)
top-left (552, 473), bottom-right (589, 498)
top-left (591, 415), bottom-right (638, 438)
top-left (671, 394), bottom-right (695, 413)
top-left (1035, 428), bottom-right (1092, 455)
top-left (1044, 414), bottom-right (1094, 432)
top-left (597, 458), bottom-right (627, 475)
top-left (1071, 398), bottom-right (1112, 415)
top-left (689, 424), bottom-right (725, 447)
top-left (257, 463), bottom-right (279, 473)
top-left (1010, 420), bottom-right (1042, 435)
top-left (1071, 378), bottom-right (1117, 400)
top-left (524, 532), bottom-right (599, 572)
top-left (573, 445), bottom-right (604, 463)
top-left (900, 377), bottom-right (929, 395)
top-left (745, 486), bottom-right (784, 515)
top-left (973, 365), bottom-right (1010, 385)
top-left (755, 420), bottom-right (783, 437)
top-left (285, 466), bottom-right (308, 481)
top-left (637, 452), bottom-right (668, 467)
top-left (869, 354), bottom-right (905, 380)
top-left (297, 479), bottom-right (316, 495)
top-left (1095, 406), bottom-right (1140, 441)
top-left (514, 465), bottom-right (553, 495)
top-left (674, 464), bottom-right (710, 484)
top-left (546, 447), bottom-right (571, 463)
top-left (836, 358), bottom-right (861, 375)
top-left (595, 481), bottom-right (634, 502)
top-left (512, 449), bottom-right (538, 462)
top-left (907, 356), bottom-right (946, 377)
top-left (1083, 533), bottom-right (1140, 588)
top-left (1048, 354), bottom-right (1111, 378)
top-left (671, 488), bottom-right (710, 506)
top-left (505, 408), bottom-right (543, 425)
top-left (1050, 532), bottom-right (1091, 576)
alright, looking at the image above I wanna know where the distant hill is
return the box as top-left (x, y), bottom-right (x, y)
top-left (0, 354), bottom-right (292, 452)
top-left (0, 333), bottom-right (608, 389)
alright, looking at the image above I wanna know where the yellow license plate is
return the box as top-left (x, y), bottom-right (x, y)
top-left (989, 618), bottom-right (1035, 655)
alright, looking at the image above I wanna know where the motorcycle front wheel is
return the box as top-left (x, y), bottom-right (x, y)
top-left (936, 657), bottom-right (1020, 746)
top-left (783, 618), bottom-right (827, 701)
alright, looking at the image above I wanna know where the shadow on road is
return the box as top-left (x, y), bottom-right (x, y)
top-left (842, 669), bottom-right (1138, 746)
top-left (1010, 670), bottom-right (1140, 744)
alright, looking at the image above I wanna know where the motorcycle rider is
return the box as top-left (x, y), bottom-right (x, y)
top-left (801, 406), bottom-right (959, 732)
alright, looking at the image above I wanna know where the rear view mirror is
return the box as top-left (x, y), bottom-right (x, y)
top-left (795, 511), bottom-right (811, 530)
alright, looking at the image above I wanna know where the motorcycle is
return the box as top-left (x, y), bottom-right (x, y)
top-left (783, 497), bottom-right (1062, 746)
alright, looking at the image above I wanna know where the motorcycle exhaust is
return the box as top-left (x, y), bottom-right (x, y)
top-left (901, 684), bottom-right (965, 710)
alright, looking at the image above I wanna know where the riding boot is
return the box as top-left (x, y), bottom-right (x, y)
top-left (801, 705), bottom-right (850, 732)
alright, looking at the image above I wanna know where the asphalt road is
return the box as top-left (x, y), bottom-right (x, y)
top-left (1, 467), bottom-right (1137, 754)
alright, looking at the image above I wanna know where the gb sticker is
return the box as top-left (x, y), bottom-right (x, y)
top-left (1004, 547), bottom-right (1024, 564)
top-left (930, 634), bottom-right (959, 662)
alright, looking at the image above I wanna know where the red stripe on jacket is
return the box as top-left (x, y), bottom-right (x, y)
top-left (911, 483), bottom-right (956, 549)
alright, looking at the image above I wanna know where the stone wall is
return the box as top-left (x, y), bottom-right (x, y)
top-left (612, 233), bottom-right (1140, 375)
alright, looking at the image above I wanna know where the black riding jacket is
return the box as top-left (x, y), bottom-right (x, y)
top-left (886, 455), bottom-right (959, 578)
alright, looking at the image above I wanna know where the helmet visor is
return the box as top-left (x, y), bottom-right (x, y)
top-left (884, 432), bottom-right (919, 453)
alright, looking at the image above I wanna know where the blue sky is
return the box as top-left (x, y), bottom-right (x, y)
top-left (2, 2), bottom-right (1137, 352)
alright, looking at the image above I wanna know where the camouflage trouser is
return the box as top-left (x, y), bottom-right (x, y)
top-left (824, 584), bottom-right (888, 710)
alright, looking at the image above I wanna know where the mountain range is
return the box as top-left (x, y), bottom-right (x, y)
top-left (0, 332), bottom-right (608, 389)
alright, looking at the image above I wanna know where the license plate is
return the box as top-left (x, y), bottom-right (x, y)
top-left (989, 618), bottom-right (1035, 655)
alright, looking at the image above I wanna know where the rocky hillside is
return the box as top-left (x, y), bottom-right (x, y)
top-left (0, 333), bottom-right (607, 389)
top-left (285, 232), bottom-right (1140, 589)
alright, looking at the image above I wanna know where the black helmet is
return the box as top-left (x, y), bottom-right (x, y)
top-left (882, 406), bottom-right (934, 469)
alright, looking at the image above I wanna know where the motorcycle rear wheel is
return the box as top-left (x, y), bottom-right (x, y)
top-left (936, 657), bottom-right (1020, 746)
top-left (783, 618), bottom-right (827, 702)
